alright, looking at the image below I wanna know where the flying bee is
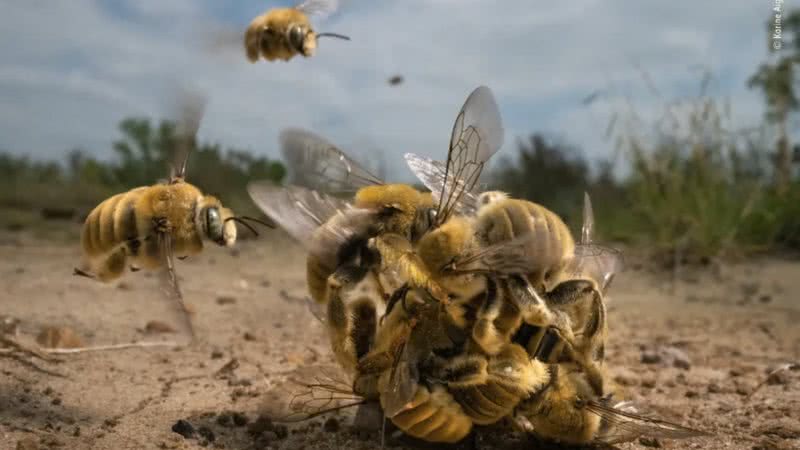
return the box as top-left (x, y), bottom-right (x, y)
top-left (75, 90), bottom-right (273, 339)
top-left (247, 85), bottom-right (504, 374)
top-left (244, 0), bottom-right (350, 62)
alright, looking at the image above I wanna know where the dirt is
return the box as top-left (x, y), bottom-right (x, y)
top-left (1, 230), bottom-right (798, 450)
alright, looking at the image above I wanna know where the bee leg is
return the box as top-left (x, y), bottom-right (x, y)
top-left (325, 284), bottom-right (359, 374)
top-left (371, 269), bottom-right (390, 303)
top-left (424, 353), bottom-right (488, 388)
top-left (72, 268), bottom-right (96, 279)
top-left (545, 279), bottom-right (596, 308)
top-left (151, 217), bottom-right (172, 234)
top-left (382, 284), bottom-right (410, 325)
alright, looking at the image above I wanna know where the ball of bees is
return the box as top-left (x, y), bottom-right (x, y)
top-left (244, 0), bottom-right (350, 62)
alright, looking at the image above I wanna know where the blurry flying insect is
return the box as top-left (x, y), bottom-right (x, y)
top-left (74, 89), bottom-right (273, 340)
top-left (245, 0), bottom-right (350, 62)
top-left (387, 75), bottom-right (404, 86)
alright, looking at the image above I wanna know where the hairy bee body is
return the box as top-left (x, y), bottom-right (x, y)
top-left (515, 363), bottom-right (603, 444)
top-left (245, 8), bottom-right (315, 62)
top-left (80, 181), bottom-right (236, 282)
top-left (382, 382), bottom-right (473, 443)
top-left (442, 342), bottom-right (549, 426)
top-left (475, 197), bottom-right (575, 290)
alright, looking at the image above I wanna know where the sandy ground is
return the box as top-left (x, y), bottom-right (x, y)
top-left (1, 229), bottom-right (798, 450)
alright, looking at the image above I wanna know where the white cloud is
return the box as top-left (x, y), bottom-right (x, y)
top-left (0, 0), bottom-right (775, 183)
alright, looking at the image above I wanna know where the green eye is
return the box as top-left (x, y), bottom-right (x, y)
top-left (205, 207), bottom-right (223, 242)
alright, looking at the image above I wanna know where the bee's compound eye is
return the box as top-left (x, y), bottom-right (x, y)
top-left (205, 207), bottom-right (224, 244)
top-left (288, 25), bottom-right (306, 51)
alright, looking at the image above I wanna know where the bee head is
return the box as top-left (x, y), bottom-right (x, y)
top-left (354, 184), bottom-right (435, 238)
top-left (287, 24), bottom-right (316, 56)
top-left (417, 216), bottom-right (474, 275)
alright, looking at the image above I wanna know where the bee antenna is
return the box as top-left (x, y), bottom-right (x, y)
top-left (316, 32), bottom-right (350, 41)
top-left (225, 217), bottom-right (260, 237)
top-left (239, 215), bottom-right (276, 229)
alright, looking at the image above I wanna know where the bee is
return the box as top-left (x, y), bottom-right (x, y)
top-left (245, 0), bottom-right (350, 62)
top-left (512, 361), bottom-right (710, 446)
top-left (75, 90), bottom-right (273, 338)
top-left (247, 86), bottom-right (504, 374)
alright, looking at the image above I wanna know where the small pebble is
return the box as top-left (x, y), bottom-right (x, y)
top-left (247, 415), bottom-right (275, 436)
top-left (641, 350), bottom-right (661, 364)
top-left (145, 321), bottom-right (176, 334)
top-left (171, 419), bottom-right (196, 439)
top-left (197, 426), bottom-right (215, 442)
top-left (639, 436), bottom-right (662, 447)
top-left (243, 332), bottom-right (256, 341)
top-left (216, 296), bottom-right (236, 305)
top-left (211, 350), bottom-right (224, 359)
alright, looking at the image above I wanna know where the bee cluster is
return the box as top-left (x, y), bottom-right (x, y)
top-left (247, 86), bottom-right (708, 445)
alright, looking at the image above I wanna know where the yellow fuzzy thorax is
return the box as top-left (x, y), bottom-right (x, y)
top-left (354, 184), bottom-right (434, 235)
top-left (417, 216), bottom-right (474, 273)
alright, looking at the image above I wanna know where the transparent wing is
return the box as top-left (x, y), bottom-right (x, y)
top-left (280, 128), bottom-right (384, 195)
top-left (404, 153), bottom-right (480, 216)
top-left (568, 244), bottom-right (624, 294)
top-left (382, 339), bottom-right (419, 418)
top-left (448, 233), bottom-right (539, 276)
top-left (247, 181), bottom-right (380, 259)
top-left (435, 86), bottom-right (504, 224)
top-left (281, 369), bottom-right (366, 422)
top-left (581, 192), bottom-right (595, 244)
top-left (295, 0), bottom-right (340, 19)
top-left (157, 232), bottom-right (196, 340)
top-left (587, 400), bottom-right (710, 445)
top-left (169, 89), bottom-right (207, 182)
top-left (306, 296), bottom-right (327, 324)
top-left (567, 192), bottom-right (624, 293)
top-left (247, 181), bottom-right (348, 244)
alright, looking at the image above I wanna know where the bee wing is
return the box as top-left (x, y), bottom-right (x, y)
top-left (450, 233), bottom-right (538, 276)
top-left (156, 232), bottom-right (196, 340)
top-left (294, 0), bottom-right (340, 19)
top-left (568, 244), bottom-right (624, 294)
top-left (404, 153), bottom-right (480, 216)
top-left (281, 369), bottom-right (367, 422)
top-left (581, 192), bottom-right (595, 244)
top-left (168, 89), bottom-right (207, 182)
top-left (434, 86), bottom-right (504, 225)
top-left (382, 339), bottom-right (420, 418)
top-left (247, 181), bottom-right (381, 258)
top-left (280, 128), bottom-right (384, 195)
top-left (586, 400), bottom-right (711, 445)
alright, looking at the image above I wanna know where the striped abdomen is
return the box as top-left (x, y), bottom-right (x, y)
top-left (384, 384), bottom-right (473, 444)
top-left (475, 199), bottom-right (575, 289)
top-left (81, 187), bottom-right (148, 260)
top-left (450, 343), bottom-right (547, 426)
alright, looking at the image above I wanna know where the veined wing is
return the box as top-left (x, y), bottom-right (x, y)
top-left (587, 400), bottom-right (711, 445)
top-left (246, 181), bottom-right (379, 258)
top-left (280, 128), bottom-right (384, 195)
top-left (295, 0), bottom-right (340, 19)
top-left (404, 153), bottom-right (480, 216)
top-left (430, 86), bottom-right (504, 225)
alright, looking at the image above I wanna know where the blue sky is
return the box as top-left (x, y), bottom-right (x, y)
top-left (0, 0), bottom-right (778, 182)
